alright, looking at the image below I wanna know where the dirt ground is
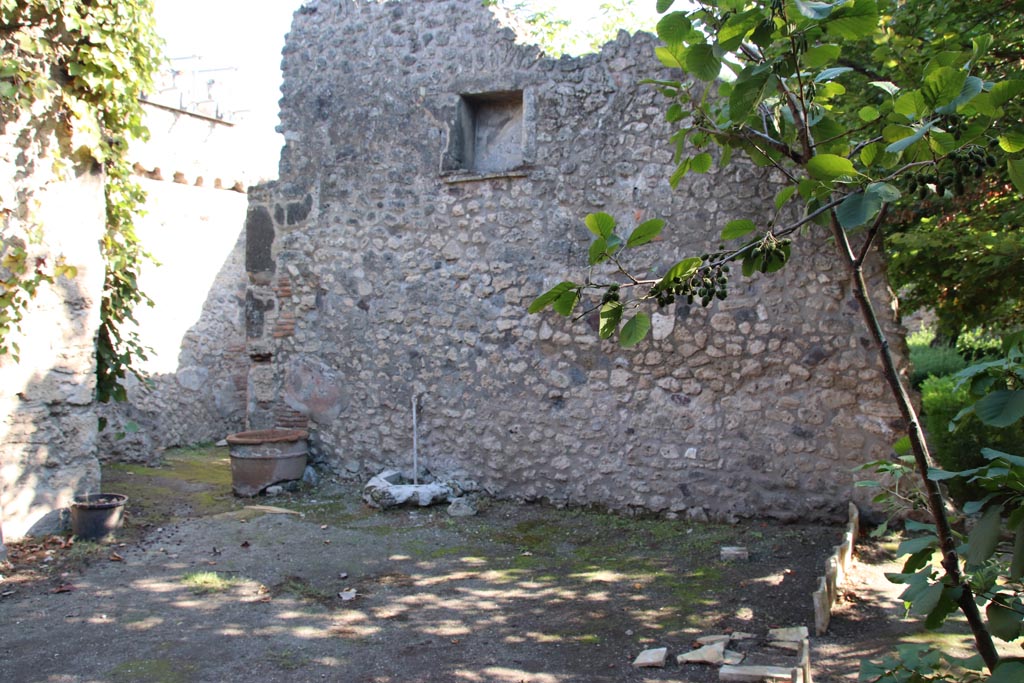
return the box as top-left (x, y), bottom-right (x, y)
top-left (0, 446), bottom-right (972, 683)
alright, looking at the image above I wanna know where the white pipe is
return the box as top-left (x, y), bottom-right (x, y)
top-left (412, 394), bottom-right (419, 485)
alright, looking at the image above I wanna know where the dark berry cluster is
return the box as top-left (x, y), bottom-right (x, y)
top-left (907, 145), bottom-right (995, 198)
top-left (655, 261), bottom-right (730, 309)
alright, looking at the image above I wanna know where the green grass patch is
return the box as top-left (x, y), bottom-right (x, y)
top-left (181, 571), bottom-right (240, 594)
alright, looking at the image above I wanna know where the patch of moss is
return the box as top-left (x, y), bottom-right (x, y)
top-left (108, 658), bottom-right (195, 683)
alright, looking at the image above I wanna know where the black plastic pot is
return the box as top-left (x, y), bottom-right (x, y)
top-left (70, 493), bottom-right (127, 541)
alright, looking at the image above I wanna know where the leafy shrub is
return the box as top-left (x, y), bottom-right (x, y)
top-left (920, 374), bottom-right (1024, 505)
top-left (907, 327), bottom-right (967, 388)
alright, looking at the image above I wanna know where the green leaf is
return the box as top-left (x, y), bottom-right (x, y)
top-left (729, 65), bottom-right (772, 122)
top-left (1012, 523), bottom-right (1024, 581)
top-left (655, 46), bottom-right (682, 70)
top-left (807, 153), bottom-right (857, 180)
top-left (836, 190), bottom-right (884, 230)
top-left (892, 435), bottom-right (912, 456)
top-left (626, 219), bottom-right (664, 248)
top-left (988, 79), bottom-right (1024, 109)
top-left (922, 67), bottom-right (967, 109)
top-left (552, 289), bottom-right (579, 317)
top-left (721, 219), bottom-right (756, 241)
top-left (660, 257), bottom-right (702, 287)
top-left (909, 581), bottom-right (943, 616)
top-left (987, 601), bottom-right (1023, 641)
top-left (972, 34), bottom-right (993, 63)
top-left (999, 129), bottom-right (1024, 154)
top-left (989, 661), bottom-right (1024, 683)
top-left (1009, 159), bottom-right (1024, 195)
top-left (974, 390), bottom-right (1024, 428)
top-left (894, 90), bottom-right (927, 120)
top-left (825, 0), bottom-right (879, 40)
top-left (967, 505), bottom-right (1003, 565)
top-left (935, 75), bottom-right (984, 115)
top-left (774, 186), bottom-right (797, 210)
top-left (885, 121), bottom-right (935, 154)
top-left (656, 0), bottom-right (675, 12)
top-left (620, 313), bottom-right (651, 348)
top-left (815, 66), bottom-right (853, 83)
top-left (867, 182), bottom-right (901, 203)
top-left (599, 301), bottom-right (623, 340)
top-left (656, 12), bottom-right (691, 45)
top-left (718, 9), bottom-right (762, 51)
top-left (794, 0), bottom-right (835, 20)
top-left (589, 237), bottom-right (609, 265)
top-left (691, 152), bottom-right (713, 173)
top-left (858, 105), bottom-right (880, 122)
top-left (685, 44), bottom-right (722, 82)
top-left (529, 281), bottom-right (577, 314)
top-left (803, 44), bottom-right (841, 68)
top-left (869, 80), bottom-right (900, 97)
top-left (585, 212), bottom-right (616, 239)
top-left (898, 534), bottom-right (937, 557)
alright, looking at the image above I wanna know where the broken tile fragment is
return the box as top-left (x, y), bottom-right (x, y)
top-left (696, 634), bottom-right (732, 645)
top-left (720, 546), bottom-right (749, 561)
top-left (720, 664), bottom-right (798, 682)
top-left (730, 631), bottom-right (756, 640)
top-left (723, 650), bottom-right (745, 665)
top-left (769, 640), bottom-right (802, 652)
top-left (632, 647), bottom-right (668, 668)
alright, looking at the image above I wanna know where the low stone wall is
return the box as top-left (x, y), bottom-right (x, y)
top-left (243, 0), bottom-right (906, 522)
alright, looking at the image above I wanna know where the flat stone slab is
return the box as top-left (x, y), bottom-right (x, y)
top-left (767, 626), bottom-right (809, 642)
top-left (678, 640), bottom-right (726, 665)
top-left (632, 647), bottom-right (668, 668)
top-left (724, 650), bottom-right (745, 665)
top-left (720, 664), bottom-right (799, 682)
top-left (696, 634), bottom-right (732, 645)
top-left (769, 640), bottom-right (802, 652)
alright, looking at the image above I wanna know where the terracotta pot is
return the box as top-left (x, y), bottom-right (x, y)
top-left (226, 429), bottom-right (309, 497)
top-left (70, 493), bottom-right (127, 541)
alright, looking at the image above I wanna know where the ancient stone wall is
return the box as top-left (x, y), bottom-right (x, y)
top-left (97, 103), bottom-right (250, 462)
top-left (245, 0), bottom-right (905, 522)
top-left (0, 112), bottom-right (106, 541)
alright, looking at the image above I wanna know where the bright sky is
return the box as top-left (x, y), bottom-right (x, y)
top-left (152, 0), bottom-right (662, 177)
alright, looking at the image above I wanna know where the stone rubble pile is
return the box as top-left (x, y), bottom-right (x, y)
top-left (633, 626), bottom-right (813, 683)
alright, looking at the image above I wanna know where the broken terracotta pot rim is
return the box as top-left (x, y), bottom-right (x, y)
top-left (226, 429), bottom-right (309, 445)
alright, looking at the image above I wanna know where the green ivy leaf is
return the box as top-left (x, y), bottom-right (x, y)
top-left (721, 219), bottom-right (756, 241)
top-left (807, 153), bottom-right (857, 180)
top-left (620, 313), bottom-right (651, 348)
top-left (584, 212), bottom-right (616, 239)
top-left (626, 219), bottom-right (665, 248)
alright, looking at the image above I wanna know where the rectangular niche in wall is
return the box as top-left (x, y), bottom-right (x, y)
top-left (456, 90), bottom-right (524, 174)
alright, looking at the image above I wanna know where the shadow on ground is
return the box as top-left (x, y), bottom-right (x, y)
top-left (0, 445), bottom-right (954, 683)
